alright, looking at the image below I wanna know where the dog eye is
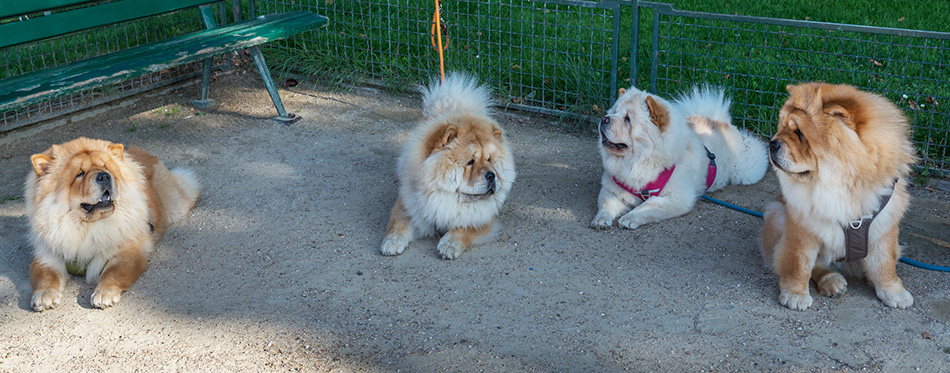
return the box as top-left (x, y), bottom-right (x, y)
top-left (76, 170), bottom-right (85, 178)
top-left (794, 129), bottom-right (804, 141)
top-left (623, 115), bottom-right (630, 125)
top-left (467, 159), bottom-right (475, 166)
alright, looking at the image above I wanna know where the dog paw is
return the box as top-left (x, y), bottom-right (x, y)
top-left (617, 215), bottom-right (643, 230)
top-left (590, 213), bottom-right (613, 229)
top-left (437, 237), bottom-right (466, 260)
top-left (816, 273), bottom-right (848, 297)
top-left (877, 289), bottom-right (913, 309)
top-left (778, 291), bottom-right (813, 311)
top-left (91, 286), bottom-right (123, 309)
top-left (31, 289), bottom-right (63, 312)
top-left (380, 235), bottom-right (409, 256)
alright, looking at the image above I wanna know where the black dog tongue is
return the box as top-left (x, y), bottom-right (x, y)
top-left (100, 190), bottom-right (111, 203)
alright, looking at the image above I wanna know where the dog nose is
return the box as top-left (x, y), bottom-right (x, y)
top-left (95, 172), bottom-right (111, 184)
top-left (601, 116), bottom-right (611, 125)
top-left (485, 171), bottom-right (495, 183)
top-left (769, 140), bottom-right (781, 153)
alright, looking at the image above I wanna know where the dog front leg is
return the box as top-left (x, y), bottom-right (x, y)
top-left (92, 245), bottom-right (147, 309)
top-left (381, 199), bottom-right (413, 256)
top-left (438, 221), bottom-right (495, 260)
top-left (863, 225), bottom-right (913, 309)
top-left (30, 258), bottom-right (66, 311)
top-left (591, 184), bottom-right (631, 229)
top-left (616, 195), bottom-right (692, 230)
top-left (774, 217), bottom-right (820, 311)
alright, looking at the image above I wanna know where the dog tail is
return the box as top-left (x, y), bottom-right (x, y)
top-left (730, 130), bottom-right (770, 185)
top-left (674, 86), bottom-right (732, 124)
top-left (165, 167), bottom-right (201, 225)
top-left (677, 86), bottom-right (769, 185)
top-left (760, 200), bottom-right (785, 270)
top-left (421, 72), bottom-right (493, 119)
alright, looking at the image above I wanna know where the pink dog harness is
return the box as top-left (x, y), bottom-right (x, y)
top-left (613, 147), bottom-right (717, 201)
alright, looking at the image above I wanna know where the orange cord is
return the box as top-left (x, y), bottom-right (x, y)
top-left (431, 0), bottom-right (446, 83)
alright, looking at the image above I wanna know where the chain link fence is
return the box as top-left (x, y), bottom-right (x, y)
top-left (2, 1), bottom-right (948, 173)
top-left (637, 2), bottom-right (949, 174)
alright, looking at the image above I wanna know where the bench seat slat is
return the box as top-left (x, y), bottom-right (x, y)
top-left (0, 11), bottom-right (327, 111)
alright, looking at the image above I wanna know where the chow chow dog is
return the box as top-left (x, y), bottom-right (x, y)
top-left (761, 83), bottom-right (916, 310)
top-left (380, 73), bottom-right (516, 259)
top-left (592, 86), bottom-right (768, 229)
top-left (26, 137), bottom-right (200, 311)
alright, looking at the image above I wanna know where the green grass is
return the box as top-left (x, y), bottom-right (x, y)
top-left (256, 0), bottom-right (948, 171)
top-left (0, 9), bottom-right (206, 79)
top-left (1, 1), bottom-right (946, 170)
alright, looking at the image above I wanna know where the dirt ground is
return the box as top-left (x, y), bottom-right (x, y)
top-left (1, 70), bottom-right (948, 372)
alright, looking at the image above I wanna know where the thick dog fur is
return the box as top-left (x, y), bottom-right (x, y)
top-left (26, 137), bottom-right (200, 311)
top-left (592, 86), bottom-right (768, 229)
top-left (380, 73), bottom-right (516, 259)
top-left (761, 83), bottom-right (916, 311)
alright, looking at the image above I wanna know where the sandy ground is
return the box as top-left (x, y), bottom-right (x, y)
top-left (0, 70), bottom-right (948, 372)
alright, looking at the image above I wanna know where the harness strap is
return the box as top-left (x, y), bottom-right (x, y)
top-left (613, 165), bottom-right (675, 201)
top-left (840, 180), bottom-right (898, 262)
top-left (704, 146), bottom-right (717, 190)
top-left (612, 147), bottom-right (718, 201)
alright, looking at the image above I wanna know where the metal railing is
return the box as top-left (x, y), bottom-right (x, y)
top-left (637, 2), bottom-right (949, 173)
top-left (1, 1), bottom-right (947, 173)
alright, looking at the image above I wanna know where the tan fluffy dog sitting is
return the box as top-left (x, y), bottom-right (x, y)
top-left (380, 73), bottom-right (516, 259)
top-left (26, 138), bottom-right (200, 311)
top-left (762, 83), bottom-right (916, 311)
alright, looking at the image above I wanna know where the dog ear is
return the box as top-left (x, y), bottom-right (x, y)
top-left (439, 125), bottom-right (458, 147)
top-left (808, 86), bottom-right (825, 114)
top-left (30, 154), bottom-right (53, 176)
top-left (618, 88), bottom-right (626, 96)
top-left (824, 103), bottom-right (858, 131)
top-left (645, 96), bottom-right (670, 132)
top-left (823, 103), bottom-right (851, 120)
top-left (425, 124), bottom-right (458, 156)
top-left (492, 124), bottom-right (504, 141)
top-left (108, 144), bottom-right (125, 160)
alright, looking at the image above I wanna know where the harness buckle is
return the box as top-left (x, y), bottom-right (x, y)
top-left (640, 189), bottom-right (652, 200)
top-left (849, 219), bottom-right (863, 229)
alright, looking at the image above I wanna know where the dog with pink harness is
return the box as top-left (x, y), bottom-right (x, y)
top-left (591, 86), bottom-right (768, 230)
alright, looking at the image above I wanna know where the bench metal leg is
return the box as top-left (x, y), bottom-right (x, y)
top-left (249, 46), bottom-right (300, 125)
top-left (190, 58), bottom-right (217, 108)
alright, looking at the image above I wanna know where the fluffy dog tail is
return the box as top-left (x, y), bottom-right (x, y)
top-left (677, 86), bottom-right (769, 185)
top-left (674, 86), bottom-right (732, 124)
top-left (164, 167), bottom-right (201, 225)
top-left (731, 130), bottom-right (770, 185)
top-left (421, 72), bottom-right (493, 120)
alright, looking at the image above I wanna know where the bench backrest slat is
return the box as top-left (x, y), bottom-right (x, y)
top-left (0, 0), bottom-right (218, 49)
top-left (0, 0), bottom-right (94, 19)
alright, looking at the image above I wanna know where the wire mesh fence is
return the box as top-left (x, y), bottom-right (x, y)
top-left (257, 0), bottom-right (627, 119)
top-left (256, 0), bottom-right (948, 172)
top-left (1, 1), bottom-right (948, 173)
top-left (639, 2), bottom-right (950, 174)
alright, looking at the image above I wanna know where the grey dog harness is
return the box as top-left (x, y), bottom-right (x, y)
top-left (839, 180), bottom-right (897, 262)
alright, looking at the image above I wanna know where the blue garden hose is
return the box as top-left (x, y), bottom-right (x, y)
top-left (700, 195), bottom-right (950, 272)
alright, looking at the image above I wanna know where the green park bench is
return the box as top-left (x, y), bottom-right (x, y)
top-left (0, 0), bottom-right (328, 124)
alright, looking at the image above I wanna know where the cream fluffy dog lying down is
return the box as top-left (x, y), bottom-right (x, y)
top-left (592, 86), bottom-right (768, 229)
